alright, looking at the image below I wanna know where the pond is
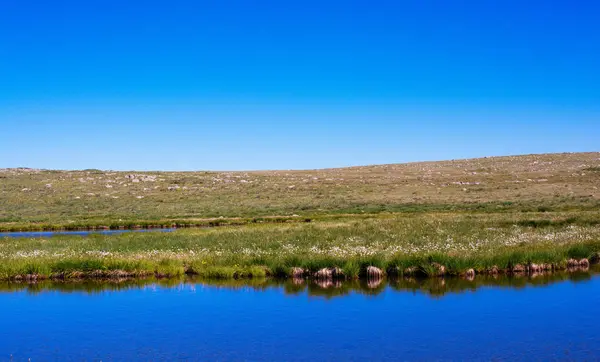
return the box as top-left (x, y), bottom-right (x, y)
top-left (1, 271), bottom-right (599, 361)
top-left (0, 228), bottom-right (175, 238)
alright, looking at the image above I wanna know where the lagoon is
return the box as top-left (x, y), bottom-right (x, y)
top-left (1, 273), bottom-right (599, 361)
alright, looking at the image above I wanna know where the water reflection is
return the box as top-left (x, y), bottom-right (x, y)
top-left (0, 228), bottom-right (176, 238)
top-left (2, 265), bottom-right (598, 298)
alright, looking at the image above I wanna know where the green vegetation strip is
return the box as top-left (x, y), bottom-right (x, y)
top-left (0, 215), bottom-right (313, 232)
top-left (1, 212), bottom-right (600, 280)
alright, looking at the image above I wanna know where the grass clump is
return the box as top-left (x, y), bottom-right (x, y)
top-left (196, 266), bottom-right (237, 279)
top-left (342, 261), bottom-right (360, 279)
top-left (567, 244), bottom-right (594, 259)
top-left (155, 259), bottom-right (185, 277)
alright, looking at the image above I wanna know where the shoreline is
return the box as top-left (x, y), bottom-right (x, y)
top-left (4, 268), bottom-right (599, 299)
top-left (3, 254), bottom-right (598, 282)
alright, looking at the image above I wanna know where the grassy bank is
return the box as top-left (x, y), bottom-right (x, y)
top-left (2, 212), bottom-right (600, 280)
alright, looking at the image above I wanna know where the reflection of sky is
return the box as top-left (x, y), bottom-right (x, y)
top-left (1, 276), bottom-right (599, 360)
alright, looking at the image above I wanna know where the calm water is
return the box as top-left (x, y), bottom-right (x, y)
top-left (1, 272), bottom-right (599, 361)
top-left (0, 228), bottom-right (175, 238)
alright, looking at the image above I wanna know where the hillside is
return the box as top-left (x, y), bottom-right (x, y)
top-left (1, 152), bottom-right (599, 230)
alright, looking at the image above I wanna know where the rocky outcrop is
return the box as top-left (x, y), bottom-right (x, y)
top-left (567, 259), bottom-right (579, 268)
top-left (314, 267), bottom-right (344, 280)
top-left (512, 264), bottom-right (526, 273)
top-left (403, 266), bottom-right (419, 276)
top-left (366, 266), bottom-right (383, 279)
top-left (291, 267), bottom-right (305, 278)
top-left (487, 266), bottom-right (500, 275)
top-left (432, 263), bottom-right (446, 276)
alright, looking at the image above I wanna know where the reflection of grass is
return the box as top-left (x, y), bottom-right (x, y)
top-left (2, 267), bottom-right (598, 298)
top-left (1, 212), bottom-right (600, 280)
top-left (388, 268), bottom-right (598, 298)
top-left (1, 152), bottom-right (599, 231)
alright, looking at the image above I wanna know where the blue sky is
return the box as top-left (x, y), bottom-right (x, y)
top-left (1, 1), bottom-right (598, 170)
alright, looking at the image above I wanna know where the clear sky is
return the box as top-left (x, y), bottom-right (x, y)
top-left (1, 1), bottom-right (599, 171)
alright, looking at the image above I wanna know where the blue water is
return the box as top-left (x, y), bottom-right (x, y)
top-left (0, 228), bottom-right (175, 238)
top-left (1, 275), bottom-right (599, 361)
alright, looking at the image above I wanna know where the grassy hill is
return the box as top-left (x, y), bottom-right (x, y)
top-left (1, 152), bottom-right (599, 230)
top-left (1, 152), bottom-right (600, 280)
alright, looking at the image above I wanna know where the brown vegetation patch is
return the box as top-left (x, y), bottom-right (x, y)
top-left (1, 152), bottom-right (599, 229)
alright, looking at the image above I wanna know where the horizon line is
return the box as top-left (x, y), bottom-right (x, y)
top-left (3, 151), bottom-right (598, 173)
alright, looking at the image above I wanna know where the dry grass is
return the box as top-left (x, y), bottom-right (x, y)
top-left (1, 152), bottom-right (599, 280)
top-left (1, 152), bottom-right (599, 230)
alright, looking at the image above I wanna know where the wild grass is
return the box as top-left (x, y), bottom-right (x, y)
top-left (1, 153), bottom-right (599, 279)
top-left (1, 212), bottom-right (599, 280)
top-left (1, 152), bottom-right (599, 230)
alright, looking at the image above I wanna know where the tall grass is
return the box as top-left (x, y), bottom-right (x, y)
top-left (1, 212), bottom-right (599, 280)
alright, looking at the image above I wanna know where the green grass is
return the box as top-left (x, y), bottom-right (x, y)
top-left (1, 212), bottom-right (599, 280)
